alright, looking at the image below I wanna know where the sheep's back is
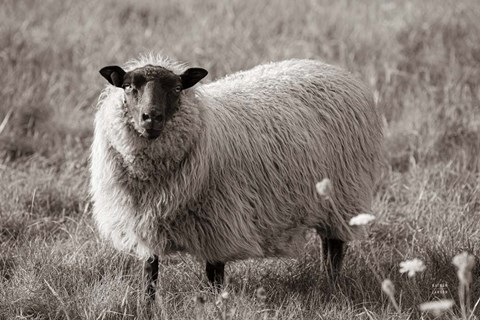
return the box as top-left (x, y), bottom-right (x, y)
top-left (197, 59), bottom-right (382, 256)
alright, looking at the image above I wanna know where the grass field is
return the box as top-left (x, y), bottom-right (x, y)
top-left (1, 0), bottom-right (479, 319)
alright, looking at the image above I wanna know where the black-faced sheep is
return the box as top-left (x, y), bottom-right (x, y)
top-left (91, 55), bottom-right (383, 298)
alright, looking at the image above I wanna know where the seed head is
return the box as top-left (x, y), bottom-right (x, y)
top-left (256, 287), bottom-right (267, 303)
top-left (381, 279), bottom-right (395, 297)
top-left (419, 299), bottom-right (454, 316)
top-left (452, 251), bottom-right (475, 285)
top-left (194, 295), bottom-right (206, 304)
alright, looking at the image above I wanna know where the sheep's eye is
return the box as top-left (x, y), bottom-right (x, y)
top-left (123, 84), bottom-right (133, 93)
top-left (174, 85), bottom-right (182, 93)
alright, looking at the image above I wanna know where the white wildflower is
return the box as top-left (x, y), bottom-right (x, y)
top-left (419, 299), bottom-right (454, 316)
top-left (316, 178), bottom-right (332, 197)
top-left (399, 258), bottom-right (426, 277)
top-left (349, 213), bottom-right (376, 226)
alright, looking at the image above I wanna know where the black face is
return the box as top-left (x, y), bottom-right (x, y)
top-left (99, 64), bottom-right (208, 140)
top-left (122, 66), bottom-right (182, 140)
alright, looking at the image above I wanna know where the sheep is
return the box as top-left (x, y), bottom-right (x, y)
top-left (91, 54), bottom-right (383, 298)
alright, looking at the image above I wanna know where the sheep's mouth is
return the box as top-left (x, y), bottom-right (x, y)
top-left (145, 129), bottom-right (161, 140)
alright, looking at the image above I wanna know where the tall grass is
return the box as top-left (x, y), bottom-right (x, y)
top-left (1, 0), bottom-right (479, 319)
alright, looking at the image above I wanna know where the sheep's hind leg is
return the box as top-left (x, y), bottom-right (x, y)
top-left (206, 261), bottom-right (225, 290)
top-left (145, 255), bottom-right (159, 300)
top-left (322, 238), bottom-right (345, 281)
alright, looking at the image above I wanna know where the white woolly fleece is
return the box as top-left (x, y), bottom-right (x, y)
top-left (90, 55), bottom-right (383, 261)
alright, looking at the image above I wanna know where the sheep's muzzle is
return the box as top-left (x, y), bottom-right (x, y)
top-left (145, 129), bottom-right (161, 140)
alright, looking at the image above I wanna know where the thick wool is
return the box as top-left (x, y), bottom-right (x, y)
top-left (90, 55), bottom-right (383, 262)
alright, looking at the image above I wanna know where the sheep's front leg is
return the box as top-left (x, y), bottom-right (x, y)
top-left (145, 255), bottom-right (159, 299)
top-left (206, 261), bottom-right (225, 289)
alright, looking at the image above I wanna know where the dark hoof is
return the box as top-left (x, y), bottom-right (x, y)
top-left (145, 255), bottom-right (159, 300)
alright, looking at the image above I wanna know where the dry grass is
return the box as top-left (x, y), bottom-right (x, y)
top-left (1, 0), bottom-right (479, 319)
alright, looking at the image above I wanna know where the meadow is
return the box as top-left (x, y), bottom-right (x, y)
top-left (1, 0), bottom-right (479, 319)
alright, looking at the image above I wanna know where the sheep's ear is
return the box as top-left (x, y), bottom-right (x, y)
top-left (99, 66), bottom-right (126, 87)
top-left (180, 68), bottom-right (208, 89)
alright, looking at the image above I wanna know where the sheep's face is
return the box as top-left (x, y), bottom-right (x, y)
top-left (99, 64), bottom-right (207, 140)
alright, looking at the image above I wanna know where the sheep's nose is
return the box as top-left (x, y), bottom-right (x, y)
top-left (141, 112), bottom-right (164, 129)
top-left (141, 113), bottom-right (152, 123)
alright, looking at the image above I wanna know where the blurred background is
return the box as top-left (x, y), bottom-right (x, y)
top-left (1, 0), bottom-right (479, 318)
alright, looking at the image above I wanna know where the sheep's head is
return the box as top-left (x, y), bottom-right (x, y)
top-left (99, 64), bottom-right (208, 140)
